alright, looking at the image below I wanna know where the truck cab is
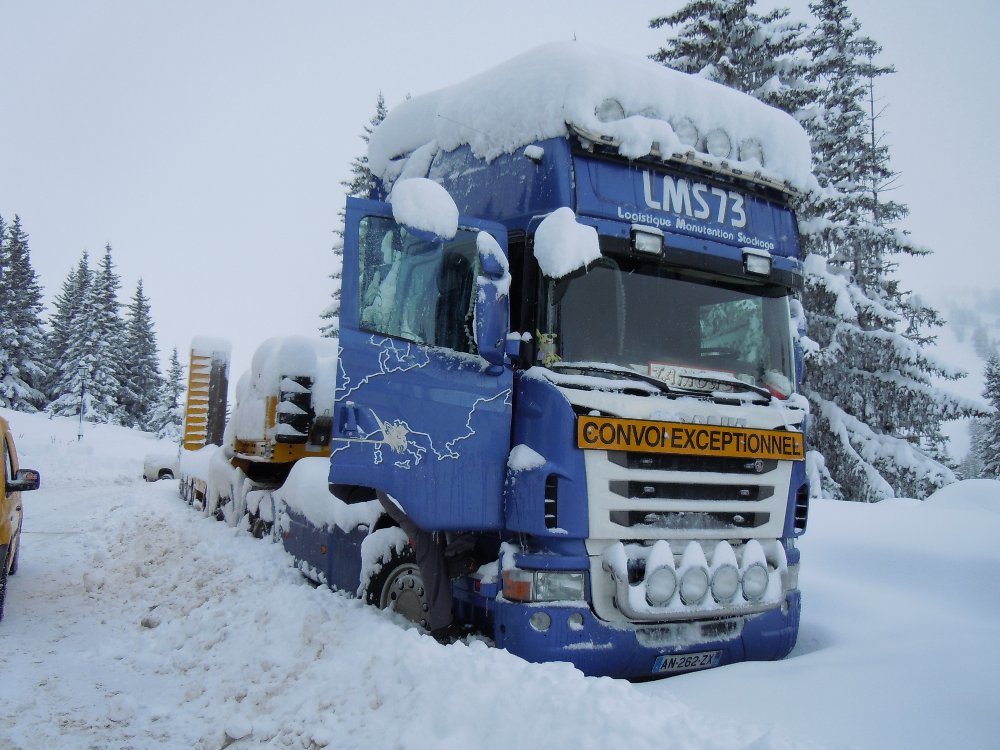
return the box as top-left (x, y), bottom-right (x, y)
top-left (318, 42), bottom-right (813, 678)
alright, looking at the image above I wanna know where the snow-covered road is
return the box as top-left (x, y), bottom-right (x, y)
top-left (1, 409), bottom-right (997, 749)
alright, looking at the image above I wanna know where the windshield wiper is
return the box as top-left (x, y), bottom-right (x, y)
top-left (549, 363), bottom-right (679, 396)
top-left (679, 373), bottom-right (773, 402)
top-left (550, 363), bottom-right (772, 402)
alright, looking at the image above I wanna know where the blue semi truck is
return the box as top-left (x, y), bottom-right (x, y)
top-left (196, 42), bottom-right (813, 679)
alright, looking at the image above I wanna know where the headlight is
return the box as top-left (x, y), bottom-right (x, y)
top-left (645, 566), bottom-right (677, 607)
top-left (710, 564), bottom-right (740, 603)
top-left (742, 563), bottom-right (769, 601)
top-left (679, 567), bottom-right (710, 605)
top-left (535, 571), bottom-right (586, 601)
top-left (505, 569), bottom-right (586, 602)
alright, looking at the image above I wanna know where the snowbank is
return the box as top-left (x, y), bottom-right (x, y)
top-left (2, 414), bottom-right (998, 749)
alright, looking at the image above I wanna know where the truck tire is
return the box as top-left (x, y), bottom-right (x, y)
top-left (8, 541), bottom-right (18, 576)
top-left (363, 546), bottom-right (431, 630)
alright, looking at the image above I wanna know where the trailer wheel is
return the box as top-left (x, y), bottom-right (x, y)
top-left (364, 546), bottom-right (431, 630)
top-left (250, 516), bottom-right (272, 540)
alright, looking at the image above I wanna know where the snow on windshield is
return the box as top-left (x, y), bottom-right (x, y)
top-left (368, 41), bottom-right (813, 192)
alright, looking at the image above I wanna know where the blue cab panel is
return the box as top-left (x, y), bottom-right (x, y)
top-left (329, 198), bottom-right (514, 531)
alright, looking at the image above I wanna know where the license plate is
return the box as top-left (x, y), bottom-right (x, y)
top-left (653, 650), bottom-right (721, 673)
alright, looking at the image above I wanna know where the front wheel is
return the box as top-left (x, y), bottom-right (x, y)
top-left (363, 546), bottom-right (431, 630)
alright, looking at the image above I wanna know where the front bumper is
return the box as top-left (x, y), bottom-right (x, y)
top-left (491, 590), bottom-right (800, 679)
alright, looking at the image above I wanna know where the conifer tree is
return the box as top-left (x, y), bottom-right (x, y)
top-left (649, 0), bottom-right (816, 113)
top-left (44, 252), bottom-right (92, 402)
top-left (0, 214), bottom-right (48, 411)
top-left (149, 346), bottom-right (185, 442)
top-left (48, 245), bottom-right (125, 423)
top-left (120, 279), bottom-right (162, 429)
top-left (796, 0), bottom-right (981, 500)
top-left (977, 354), bottom-right (1000, 478)
top-left (321, 92), bottom-right (388, 338)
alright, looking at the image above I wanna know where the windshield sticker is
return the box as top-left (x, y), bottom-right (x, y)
top-left (648, 362), bottom-right (752, 393)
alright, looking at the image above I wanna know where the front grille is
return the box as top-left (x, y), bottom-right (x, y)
top-left (609, 480), bottom-right (774, 502)
top-left (609, 510), bottom-right (770, 530)
top-left (608, 451), bottom-right (777, 475)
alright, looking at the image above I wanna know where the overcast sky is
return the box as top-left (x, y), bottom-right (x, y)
top-left (2, 0), bottom-right (997, 382)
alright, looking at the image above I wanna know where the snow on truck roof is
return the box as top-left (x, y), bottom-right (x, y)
top-left (369, 41), bottom-right (814, 194)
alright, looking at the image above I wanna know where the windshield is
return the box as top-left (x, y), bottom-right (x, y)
top-left (547, 258), bottom-right (797, 397)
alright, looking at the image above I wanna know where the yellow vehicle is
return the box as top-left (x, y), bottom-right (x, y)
top-left (1, 415), bottom-right (40, 621)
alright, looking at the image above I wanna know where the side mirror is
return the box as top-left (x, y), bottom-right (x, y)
top-left (7, 468), bottom-right (40, 493)
top-left (475, 232), bottom-right (511, 376)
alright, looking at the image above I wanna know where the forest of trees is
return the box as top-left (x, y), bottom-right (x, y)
top-left (0, 215), bottom-right (184, 439)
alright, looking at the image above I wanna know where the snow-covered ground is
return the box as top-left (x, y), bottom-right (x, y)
top-left (1, 407), bottom-right (998, 749)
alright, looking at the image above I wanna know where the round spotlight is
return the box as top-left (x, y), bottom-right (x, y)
top-left (567, 613), bottom-right (585, 631)
top-left (742, 563), bottom-right (769, 602)
top-left (710, 564), bottom-right (740, 603)
top-left (645, 567), bottom-right (678, 607)
top-left (671, 117), bottom-right (699, 148)
top-left (705, 128), bottom-right (732, 158)
top-left (679, 567), bottom-right (710, 605)
top-left (529, 611), bottom-right (552, 632)
top-left (595, 98), bottom-right (626, 123)
top-left (739, 138), bottom-right (765, 166)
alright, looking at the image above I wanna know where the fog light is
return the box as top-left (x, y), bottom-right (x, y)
top-left (595, 98), bottom-right (625, 123)
top-left (567, 613), bottom-right (585, 631)
top-left (705, 128), bottom-right (732, 158)
top-left (645, 566), bottom-right (678, 606)
top-left (671, 117), bottom-right (699, 148)
top-left (739, 138), bottom-right (765, 166)
top-left (742, 563), bottom-right (769, 601)
top-left (679, 567), bottom-right (710, 605)
top-left (529, 611), bottom-right (552, 632)
top-left (711, 564), bottom-right (740, 603)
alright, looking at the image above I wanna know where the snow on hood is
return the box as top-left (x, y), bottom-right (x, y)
top-left (369, 41), bottom-right (813, 192)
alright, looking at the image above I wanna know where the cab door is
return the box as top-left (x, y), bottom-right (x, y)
top-left (330, 197), bottom-right (513, 531)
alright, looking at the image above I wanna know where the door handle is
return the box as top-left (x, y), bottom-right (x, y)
top-left (339, 402), bottom-right (361, 437)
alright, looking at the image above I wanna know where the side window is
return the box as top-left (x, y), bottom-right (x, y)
top-left (358, 216), bottom-right (480, 354)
